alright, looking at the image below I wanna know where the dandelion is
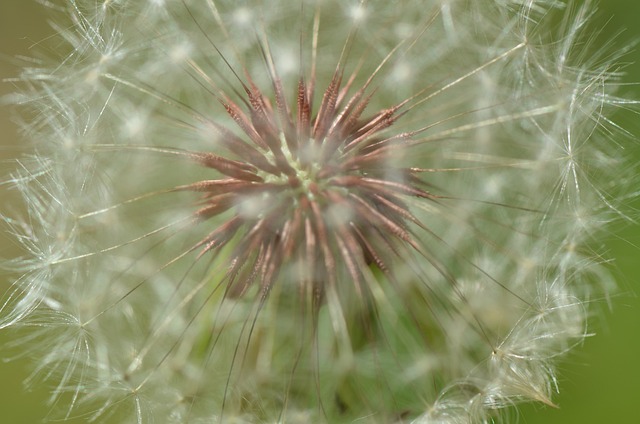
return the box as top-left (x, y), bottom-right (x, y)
top-left (1, 0), bottom-right (635, 423)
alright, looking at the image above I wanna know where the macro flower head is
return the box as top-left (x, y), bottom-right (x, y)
top-left (1, 0), bottom-right (636, 423)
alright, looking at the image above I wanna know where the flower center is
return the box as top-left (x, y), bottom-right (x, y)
top-left (259, 132), bottom-right (326, 203)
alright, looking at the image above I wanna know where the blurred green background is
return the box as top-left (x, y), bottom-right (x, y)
top-left (1, 1), bottom-right (638, 423)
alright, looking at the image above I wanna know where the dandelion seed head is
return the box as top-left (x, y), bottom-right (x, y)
top-left (1, 0), bottom-right (635, 423)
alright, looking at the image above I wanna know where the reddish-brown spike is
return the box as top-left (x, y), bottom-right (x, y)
top-left (271, 73), bottom-right (292, 125)
top-left (175, 179), bottom-right (277, 197)
top-left (192, 152), bottom-right (263, 181)
top-left (196, 216), bottom-right (243, 258)
top-left (356, 107), bottom-right (398, 136)
top-left (347, 192), bottom-right (414, 244)
top-left (320, 88), bottom-right (375, 163)
top-left (337, 143), bottom-right (407, 173)
top-left (371, 193), bottom-right (427, 230)
top-left (334, 60), bottom-right (364, 112)
top-left (247, 87), bottom-right (280, 142)
top-left (192, 196), bottom-right (237, 220)
top-left (350, 223), bottom-right (392, 274)
top-left (226, 245), bottom-right (265, 298)
top-left (201, 121), bottom-right (280, 174)
top-left (312, 72), bottom-right (342, 142)
top-left (343, 130), bottom-right (411, 155)
top-left (335, 90), bottom-right (375, 139)
top-left (326, 39), bottom-right (407, 146)
top-left (297, 77), bottom-right (312, 142)
top-left (308, 197), bottom-right (336, 288)
top-left (344, 96), bottom-right (413, 151)
top-left (243, 88), bottom-right (298, 176)
top-left (343, 108), bottom-right (401, 152)
top-left (223, 101), bottom-right (269, 151)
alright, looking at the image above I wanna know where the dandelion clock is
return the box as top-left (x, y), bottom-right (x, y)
top-left (1, 1), bottom-right (636, 423)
